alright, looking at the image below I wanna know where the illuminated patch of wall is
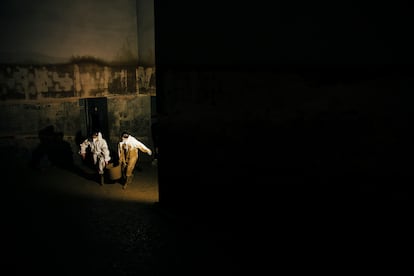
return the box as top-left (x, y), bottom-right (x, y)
top-left (0, 0), bottom-right (140, 65)
top-left (0, 64), bottom-right (155, 100)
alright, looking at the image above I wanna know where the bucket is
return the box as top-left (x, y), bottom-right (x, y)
top-left (106, 163), bottom-right (122, 180)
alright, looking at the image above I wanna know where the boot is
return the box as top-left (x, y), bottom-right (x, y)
top-left (100, 174), bottom-right (104, 186)
top-left (123, 175), bottom-right (133, 190)
top-left (121, 164), bottom-right (127, 181)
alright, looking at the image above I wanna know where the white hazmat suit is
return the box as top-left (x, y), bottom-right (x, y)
top-left (79, 132), bottom-right (111, 184)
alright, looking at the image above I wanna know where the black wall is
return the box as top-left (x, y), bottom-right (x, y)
top-left (153, 1), bottom-right (411, 220)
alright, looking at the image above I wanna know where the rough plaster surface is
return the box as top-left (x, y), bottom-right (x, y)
top-left (0, 95), bottom-right (153, 164)
top-left (0, 64), bottom-right (155, 100)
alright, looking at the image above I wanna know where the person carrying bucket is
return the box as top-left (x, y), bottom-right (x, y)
top-left (118, 131), bottom-right (152, 189)
top-left (79, 131), bottom-right (111, 185)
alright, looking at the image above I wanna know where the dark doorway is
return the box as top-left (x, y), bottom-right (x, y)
top-left (79, 97), bottom-right (109, 140)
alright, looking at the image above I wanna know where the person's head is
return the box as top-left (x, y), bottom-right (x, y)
top-left (121, 131), bottom-right (129, 142)
top-left (91, 131), bottom-right (99, 141)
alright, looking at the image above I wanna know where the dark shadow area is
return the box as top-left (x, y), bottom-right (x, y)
top-left (153, 1), bottom-right (412, 209)
top-left (30, 125), bottom-right (74, 171)
top-left (29, 128), bottom-right (111, 187)
top-left (2, 167), bottom-right (177, 275)
top-left (151, 113), bottom-right (159, 162)
top-left (2, 160), bottom-right (238, 275)
top-left (152, 1), bottom-right (410, 272)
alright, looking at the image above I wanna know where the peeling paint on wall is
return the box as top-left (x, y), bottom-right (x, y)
top-left (0, 63), bottom-right (156, 101)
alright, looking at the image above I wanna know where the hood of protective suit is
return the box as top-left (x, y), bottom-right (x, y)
top-left (92, 132), bottom-right (104, 142)
top-left (122, 136), bottom-right (131, 144)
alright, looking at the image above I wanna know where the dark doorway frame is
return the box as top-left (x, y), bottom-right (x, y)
top-left (79, 97), bottom-right (110, 140)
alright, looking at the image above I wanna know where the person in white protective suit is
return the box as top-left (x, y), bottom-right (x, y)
top-left (118, 131), bottom-right (152, 189)
top-left (79, 131), bottom-right (111, 185)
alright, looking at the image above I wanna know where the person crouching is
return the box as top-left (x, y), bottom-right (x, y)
top-left (118, 131), bottom-right (152, 189)
top-left (79, 131), bottom-right (111, 185)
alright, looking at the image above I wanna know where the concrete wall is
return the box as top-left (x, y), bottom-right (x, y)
top-left (0, 94), bottom-right (153, 166)
top-left (0, 0), bottom-right (157, 169)
top-left (0, 63), bottom-right (155, 100)
top-left (137, 0), bottom-right (155, 67)
top-left (106, 94), bottom-right (152, 153)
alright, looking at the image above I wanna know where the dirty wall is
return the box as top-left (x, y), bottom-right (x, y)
top-left (0, 62), bottom-right (154, 166)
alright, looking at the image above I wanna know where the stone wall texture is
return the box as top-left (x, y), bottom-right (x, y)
top-left (0, 56), bottom-right (157, 165)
